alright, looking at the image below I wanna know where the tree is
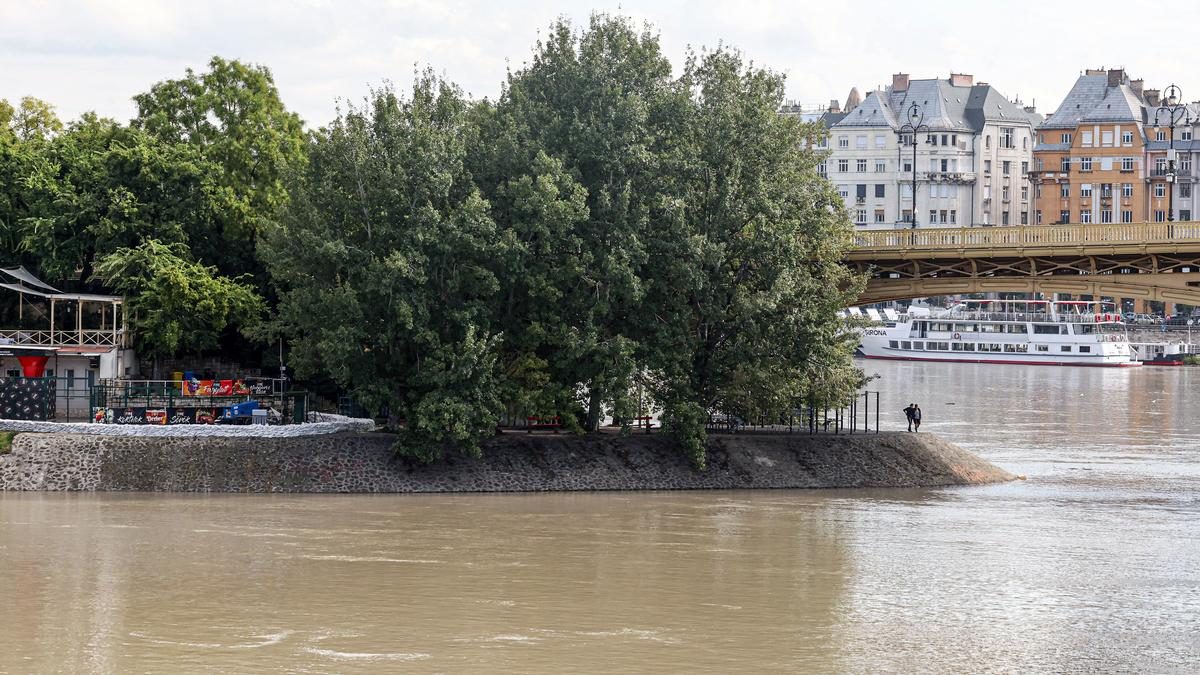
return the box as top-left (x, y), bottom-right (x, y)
top-left (476, 14), bottom-right (679, 430)
top-left (133, 56), bottom-right (305, 258)
top-left (0, 97), bottom-right (64, 142)
top-left (92, 239), bottom-right (264, 359)
top-left (637, 48), bottom-right (866, 467)
top-left (260, 75), bottom-right (504, 459)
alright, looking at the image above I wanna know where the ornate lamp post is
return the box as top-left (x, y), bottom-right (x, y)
top-left (897, 102), bottom-right (929, 228)
top-left (1154, 84), bottom-right (1191, 223)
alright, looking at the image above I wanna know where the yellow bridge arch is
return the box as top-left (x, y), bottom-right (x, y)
top-left (846, 222), bottom-right (1200, 306)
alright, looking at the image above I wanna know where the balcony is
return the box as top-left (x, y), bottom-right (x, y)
top-left (923, 171), bottom-right (977, 183)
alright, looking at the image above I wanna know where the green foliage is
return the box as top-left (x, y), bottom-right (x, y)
top-left (92, 239), bottom-right (264, 357)
top-left (0, 431), bottom-right (14, 454)
top-left (260, 74), bottom-right (504, 459)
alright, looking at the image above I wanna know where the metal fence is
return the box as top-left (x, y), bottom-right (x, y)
top-left (705, 391), bottom-right (882, 435)
top-left (90, 378), bottom-right (306, 424)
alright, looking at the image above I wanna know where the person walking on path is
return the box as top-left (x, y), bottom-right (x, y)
top-left (903, 403), bottom-right (916, 432)
top-left (912, 404), bottom-right (922, 432)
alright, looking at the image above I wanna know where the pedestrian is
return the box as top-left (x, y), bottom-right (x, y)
top-left (902, 403), bottom-right (915, 432)
top-left (912, 404), bottom-right (922, 432)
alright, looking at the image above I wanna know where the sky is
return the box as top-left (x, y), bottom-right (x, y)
top-left (3, 0), bottom-right (1198, 128)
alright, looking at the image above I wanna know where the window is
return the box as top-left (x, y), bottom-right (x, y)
top-left (1036, 210), bottom-right (1043, 224)
top-left (1021, 211), bottom-right (1028, 225)
top-left (817, 162), bottom-right (827, 176)
top-left (1182, 209), bottom-right (1192, 221)
top-left (874, 209), bottom-right (886, 223)
top-left (1037, 158), bottom-right (1044, 171)
top-left (856, 135), bottom-right (867, 149)
top-left (1061, 133), bottom-right (1072, 144)
top-left (1036, 344), bottom-right (1049, 352)
top-left (1156, 158), bottom-right (1167, 174)
top-left (939, 209), bottom-right (948, 224)
top-left (1183, 157), bottom-right (1192, 173)
top-left (875, 184), bottom-right (886, 198)
top-left (1080, 157), bottom-right (1093, 171)
top-left (817, 137), bottom-right (828, 148)
top-left (1060, 210), bottom-right (1071, 223)
top-left (1061, 184), bottom-right (1070, 198)
top-left (875, 134), bottom-right (886, 148)
top-left (1184, 130), bottom-right (1194, 141)
top-left (1121, 210), bottom-right (1133, 223)
top-left (1155, 210), bottom-right (1167, 222)
top-left (1081, 184), bottom-right (1092, 198)
top-left (940, 159), bottom-right (949, 172)
top-left (1002, 185), bottom-right (1010, 201)
top-left (838, 159), bottom-right (849, 172)
top-left (941, 134), bottom-right (948, 146)
top-left (1080, 346), bottom-right (1091, 353)
top-left (838, 185), bottom-right (849, 199)
top-left (1121, 157), bottom-right (1134, 171)
top-left (951, 134), bottom-right (957, 147)
top-left (1101, 183), bottom-right (1112, 198)
top-left (903, 159), bottom-right (912, 172)
top-left (1061, 157), bottom-right (1071, 172)
top-left (1101, 130), bottom-right (1113, 146)
top-left (985, 135), bottom-right (991, 149)
top-left (949, 209), bottom-right (957, 224)
top-left (888, 340), bottom-right (898, 349)
top-left (856, 184), bottom-right (867, 200)
top-left (1021, 161), bottom-right (1028, 175)
top-left (1003, 160), bottom-right (1011, 175)
top-left (1155, 183), bottom-right (1166, 198)
top-left (930, 159), bottom-right (938, 173)
top-left (1061, 345), bottom-right (1072, 352)
top-left (1021, 185), bottom-right (1029, 201)
top-left (1122, 130), bottom-right (1133, 145)
top-left (902, 209), bottom-right (912, 223)
top-left (1001, 127), bottom-right (1015, 148)
top-left (1002, 211), bottom-right (1010, 225)
top-left (984, 160), bottom-right (992, 173)
top-left (1036, 184), bottom-right (1042, 198)
top-left (838, 136), bottom-right (849, 148)
top-left (1122, 183), bottom-right (1133, 197)
top-left (855, 209), bottom-right (867, 223)
top-left (1156, 129), bottom-right (1166, 142)
top-left (930, 210), bottom-right (937, 224)
top-left (1080, 209), bottom-right (1092, 223)
top-left (875, 160), bottom-right (887, 172)
top-left (857, 159), bottom-right (867, 172)
top-left (1101, 209), bottom-right (1112, 223)
top-left (984, 185), bottom-right (992, 199)
top-left (1181, 184), bottom-right (1192, 198)
top-left (1082, 130), bottom-right (1093, 146)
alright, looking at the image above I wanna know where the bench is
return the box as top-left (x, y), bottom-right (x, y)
top-left (527, 415), bottom-right (561, 433)
top-left (631, 415), bottom-right (654, 433)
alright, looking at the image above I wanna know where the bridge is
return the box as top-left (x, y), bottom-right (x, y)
top-left (846, 222), bottom-right (1200, 307)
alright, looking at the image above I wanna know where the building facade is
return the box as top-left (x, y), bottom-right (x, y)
top-left (824, 73), bottom-right (1039, 229)
top-left (1031, 69), bottom-right (1158, 225)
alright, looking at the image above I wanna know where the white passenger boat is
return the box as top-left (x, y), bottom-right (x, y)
top-left (856, 300), bottom-right (1140, 367)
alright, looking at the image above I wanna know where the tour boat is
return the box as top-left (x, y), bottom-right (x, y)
top-left (853, 300), bottom-right (1140, 367)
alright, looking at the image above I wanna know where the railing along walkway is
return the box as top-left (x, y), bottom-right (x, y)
top-left (853, 222), bottom-right (1200, 252)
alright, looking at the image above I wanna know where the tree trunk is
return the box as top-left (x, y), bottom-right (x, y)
top-left (586, 381), bottom-right (602, 432)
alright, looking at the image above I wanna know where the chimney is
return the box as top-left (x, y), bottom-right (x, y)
top-left (828, 99), bottom-right (841, 113)
top-left (1145, 89), bottom-right (1161, 107)
top-left (1086, 68), bottom-right (1106, 76)
top-left (1107, 68), bottom-right (1126, 87)
top-left (949, 72), bottom-right (973, 87)
top-left (1130, 78), bottom-right (1144, 98)
top-left (892, 73), bottom-right (910, 92)
top-left (1024, 105), bottom-right (1037, 114)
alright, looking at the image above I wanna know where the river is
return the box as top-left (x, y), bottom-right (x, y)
top-left (2, 361), bottom-right (1198, 673)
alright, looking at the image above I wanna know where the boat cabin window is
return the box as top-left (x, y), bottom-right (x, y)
top-left (1080, 346), bottom-right (1091, 353)
top-left (962, 343), bottom-right (975, 351)
top-left (1075, 324), bottom-right (1095, 334)
top-left (931, 322), bottom-right (953, 332)
top-left (901, 341), bottom-right (912, 350)
top-left (979, 323), bottom-right (1003, 333)
top-left (912, 341), bottom-right (923, 350)
top-left (1033, 324), bottom-right (1066, 335)
top-left (888, 340), bottom-right (898, 349)
top-left (1036, 344), bottom-right (1049, 352)
top-left (1005, 324), bottom-right (1027, 334)
top-left (953, 323), bottom-right (977, 332)
top-left (1061, 345), bottom-right (1072, 352)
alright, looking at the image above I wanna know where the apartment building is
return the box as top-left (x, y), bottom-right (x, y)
top-left (1144, 102), bottom-right (1200, 222)
top-left (825, 73), bottom-right (1039, 228)
top-left (1031, 69), bottom-right (1157, 225)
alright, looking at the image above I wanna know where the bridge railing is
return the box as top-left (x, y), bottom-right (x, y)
top-left (853, 222), bottom-right (1200, 250)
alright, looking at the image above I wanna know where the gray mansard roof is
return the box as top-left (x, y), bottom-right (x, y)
top-left (833, 77), bottom-right (1037, 133)
top-left (1038, 74), bottom-right (1148, 130)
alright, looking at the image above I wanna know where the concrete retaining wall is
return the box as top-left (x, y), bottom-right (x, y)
top-left (0, 430), bottom-right (1013, 493)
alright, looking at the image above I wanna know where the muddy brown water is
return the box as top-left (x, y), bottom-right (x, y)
top-left (2, 361), bottom-right (1198, 673)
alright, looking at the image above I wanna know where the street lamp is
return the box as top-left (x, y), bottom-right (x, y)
top-left (897, 102), bottom-right (929, 229)
top-left (1153, 84), bottom-right (1191, 223)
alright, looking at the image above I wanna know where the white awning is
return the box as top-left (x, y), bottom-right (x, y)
top-left (0, 282), bottom-right (121, 303)
top-left (0, 266), bottom-right (60, 293)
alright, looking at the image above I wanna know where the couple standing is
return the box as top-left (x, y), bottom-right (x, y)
top-left (903, 403), bottom-right (922, 432)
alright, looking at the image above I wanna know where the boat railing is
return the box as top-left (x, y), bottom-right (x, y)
top-left (902, 311), bottom-right (1122, 324)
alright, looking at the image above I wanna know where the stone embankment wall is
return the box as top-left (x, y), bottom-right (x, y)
top-left (0, 430), bottom-right (1013, 492)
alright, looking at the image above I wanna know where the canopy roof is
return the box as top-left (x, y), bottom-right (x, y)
top-left (0, 267), bottom-right (121, 303)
